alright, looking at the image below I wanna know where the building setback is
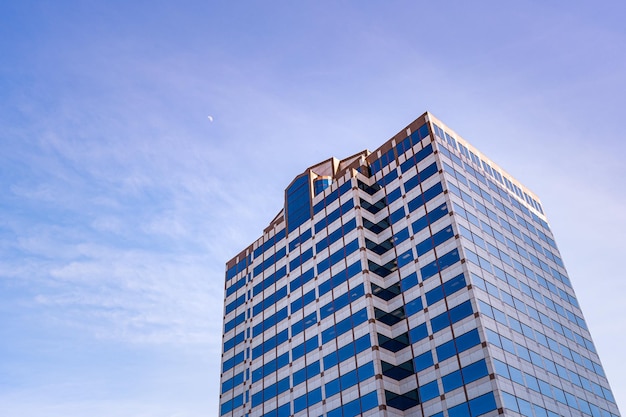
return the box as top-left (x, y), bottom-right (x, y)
top-left (219, 112), bottom-right (621, 417)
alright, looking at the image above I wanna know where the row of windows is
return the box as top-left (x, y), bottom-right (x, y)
top-left (397, 247), bottom-right (461, 296)
top-left (398, 141), bottom-right (433, 175)
top-left (223, 351), bottom-right (244, 373)
top-left (323, 334), bottom-right (371, 370)
top-left (441, 358), bottom-right (489, 393)
top-left (447, 174), bottom-right (562, 276)
top-left (225, 293), bottom-right (245, 315)
top-left (407, 182), bottom-right (444, 213)
top-left (327, 390), bottom-right (378, 417)
top-left (251, 243), bottom-right (357, 316)
top-left (294, 359), bottom-right (321, 387)
top-left (250, 320), bottom-right (371, 389)
top-left (457, 207), bottom-right (570, 301)
top-left (420, 248), bottom-right (461, 281)
top-left (426, 273), bottom-right (466, 305)
top-left (440, 146), bottom-right (555, 254)
top-left (288, 247), bottom-right (314, 272)
top-left (440, 138), bottom-right (549, 229)
top-left (485, 327), bottom-right (610, 402)
top-left (445, 391), bottom-right (498, 417)
top-left (252, 352), bottom-right (289, 383)
top-left (254, 307), bottom-right (288, 337)
top-left (469, 245), bottom-right (582, 326)
top-left (224, 197), bottom-right (362, 336)
top-left (469, 252), bottom-right (592, 357)
top-left (288, 227), bottom-right (311, 251)
top-left (373, 285), bottom-right (455, 329)
top-left (221, 370), bottom-right (244, 394)
top-left (501, 386), bottom-right (618, 417)
top-left (462, 223), bottom-right (579, 316)
top-left (228, 176), bottom-right (350, 284)
top-left (291, 311), bottom-right (317, 337)
top-left (312, 178), bottom-right (353, 216)
top-left (416, 224), bottom-right (454, 257)
top-left (319, 261), bottom-right (361, 296)
top-left (473, 271), bottom-right (593, 355)
top-left (495, 357), bottom-right (616, 412)
top-left (225, 254), bottom-right (251, 282)
top-left (248, 342), bottom-right (374, 412)
top-left (225, 273), bottom-right (247, 297)
top-left (430, 300), bottom-right (474, 334)
top-left (314, 199), bottom-right (354, 233)
top-left (315, 217), bottom-right (356, 254)
top-left (294, 386), bottom-right (322, 413)
top-left (292, 335), bottom-right (319, 362)
top-left (252, 329), bottom-right (288, 360)
top-left (223, 330), bottom-right (244, 353)
top-left (253, 282), bottom-right (287, 315)
top-left (317, 238), bottom-right (359, 274)
top-left (260, 402), bottom-right (290, 417)
top-left (412, 328), bottom-right (482, 372)
top-left (375, 167), bottom-right (399, 189)
top-left (320, 283), bottom-right (365, 320)
top-left (403, 161), bottom-right (438, 195)
top-left (251, 376), bottom-right (289, 407)
top-left (369, 122), bottom-right (430, 176)
top-left (325, 361), bottom-right (375, 398)
top-left (227, 368), bottom-right (378, 417)
top-left (226, 252), bottom-right (361, 353)
top-left (289, 266), bottom-right (315, 292)
top-left (224, 311), bottom-right (245, 334)
top-left (396, 123), bottom-right (431, 158)
top-left (411, 201), bottom-right (449, 234)
top-left (451, 182), bottom-right (563, 273)
top-left (322, 307), bottom-right (368, 344)
top-left (250, 307), bottom-right (369, 378)
top-left (253, 266), bottom-right (287, 297)
top-left (385, 273), bottom-right (465, 328)
top-left (290, 287), bottom-right (315, 314)
top-left (253, 246), bottom-right (287, 277)
top-left (254, 229), bottom-right (287, 259)
top-left (434, 125), bottom-right (544, 217)
top-left (220, 392), bottom-right (243, 415)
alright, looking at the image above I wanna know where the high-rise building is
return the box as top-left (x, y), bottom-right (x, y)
top-left (219, 112), bottom-right (620, 417)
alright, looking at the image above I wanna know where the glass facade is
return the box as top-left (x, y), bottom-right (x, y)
top-left (220, 112), bottom-right (620, 417)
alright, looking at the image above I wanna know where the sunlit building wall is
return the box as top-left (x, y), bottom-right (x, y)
top-left (219, 112), bottom-right (620, 417)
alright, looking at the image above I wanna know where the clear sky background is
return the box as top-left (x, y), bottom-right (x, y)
top-left (1, 1), bottom-right (625, 416)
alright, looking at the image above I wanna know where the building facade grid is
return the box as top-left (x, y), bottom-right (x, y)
top-left (219, 112), bottom-right (620, 417)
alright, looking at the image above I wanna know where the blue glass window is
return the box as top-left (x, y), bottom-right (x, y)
top-left (420, 380), bottom-right (440, 402)
top-left (426, 273), bottom-right (466, 305)
top-left (320, 283), bottom-right (364, 319)
top-left (322, 308), bottom-right (368, 344)
top-left (468, 392), bottom-right (497, 417)
top-left (286, 175), bottom-right (311, 233)
top-left (409, 322), bottom-right (428, 343)
top-left (420, 249), bottom-right (460, 281)
top-left (414, 351), bottom-right (434, 371)
top-left (430, 300), bottom-right (473, 333)
top-left (289, 267), bottom-right (315, 292)
top-left (443, 369), bottom-right (463, 392)
top-left (406, 296), bottom-right (424, 316)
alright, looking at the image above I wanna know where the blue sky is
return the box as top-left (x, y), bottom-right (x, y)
top-left (1, 1), bottom-right (625, 416)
